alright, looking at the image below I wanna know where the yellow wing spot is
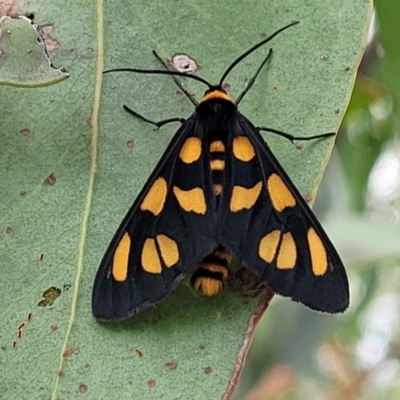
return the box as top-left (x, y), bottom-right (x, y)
top-left (140, 177), bottom-right (168, 216)
top-left (259, 230), bottom-right (281, 263)
top-left (141, 238), bottom-right (162, 274)
top-left (233, 136), bottom-right (255, 162)
top-left (209, 140), bottom-right (225, 152)
top-left (277, 232), bottom-right (297, 270)
top-left (210, 159), bottom-right (225, 171)
top-left (230, 181), bottom-right (262, 212)
top-left (213, 184), bottom-right (223, 196)
top-left (267, 173), bottom-right (296, 212)
top-left (307, 227), bottom-right (328, 276)
top-left (156, 234), bottom-right (179, 267)
top-left (173, 186), bottom-right (207, 214)
top-left (179, 137), bottom-right (202, 164)
top-left (201, 90), bottom-right (232, 103)
top-left (112, 232), bottom-right (131, 282)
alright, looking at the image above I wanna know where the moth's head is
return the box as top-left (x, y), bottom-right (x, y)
top-left (200, 87), bottom-right (234, 105)
top-left (196, 87), bottom-right (237, 122)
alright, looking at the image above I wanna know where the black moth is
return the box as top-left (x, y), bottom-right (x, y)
top-left (92, 21), bottom-right (349, 321)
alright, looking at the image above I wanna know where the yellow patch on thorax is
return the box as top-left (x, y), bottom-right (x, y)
top-left (210, 159), bottom-right (225, 171)
top-left (209, 140), bottom-right (225, 152)
top-left (200, 90), bottom-right (232, 103)
top-left (213, 184), bottom-right (223, 196)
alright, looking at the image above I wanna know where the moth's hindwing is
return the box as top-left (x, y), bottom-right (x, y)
top-left (92, 117), bottom-right (218, 321)
top-left (219, 114), bottom-right (349, 313)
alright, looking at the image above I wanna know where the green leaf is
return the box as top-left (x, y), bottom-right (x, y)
top-left (0, 16), bottom-right (68, 87)
top-left (0, 1), bottom-right (371, 399)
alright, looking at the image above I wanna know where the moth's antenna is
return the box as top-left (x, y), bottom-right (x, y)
top-left (218, 21), bottom-right (299, 86)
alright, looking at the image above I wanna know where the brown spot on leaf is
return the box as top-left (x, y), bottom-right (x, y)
top-left (78, 384), bottom-right (88, 394)
top-left (203, 366), bottom-right (212, 374)
top-left (38, 24), bottom-right (59, 52)
top-left (0, 1), bottom-right (18, 16)
top-left (20, 128), bottom-right (30, 136)
top-left (6, 227), bottom-right (13, 234)
top-left (63, 347), bottom-right (75, 357)
top-left (304, 193), bottom-right (314, 203)
top-left (17, 323), bottom-right (25, 331)
top-left (222, 83), bottom-right (231, 92)
top-left (127, 140), bottom-right (134, 148)
top-left (147, 379), bottom-right (156, 388)
top-left (135, 349), bottom-right (144, 358)
top-left (43, 173), bottom-right (56, 186)
top-left (165, 362), bottom-right (177, 370)
top-left (38, 286), bottom-right (61, 307)
top-left (171, 54), bottom-right (198, 73)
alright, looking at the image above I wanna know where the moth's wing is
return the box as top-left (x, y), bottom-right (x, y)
top-left (219, 116), bottom-right (349, 313)
top-left (92, 117), bottom-right (218, 321)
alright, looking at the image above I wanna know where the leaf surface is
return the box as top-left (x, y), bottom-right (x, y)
top-left (0, 1), bottom-right (371, 399)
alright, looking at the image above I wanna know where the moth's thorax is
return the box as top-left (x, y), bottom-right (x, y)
top-left (195, 93), bottom-right (238, 137)
top-left (190, 92), bottom-right (238, 201)
top-left (195, 99), bottom-right (237, 201)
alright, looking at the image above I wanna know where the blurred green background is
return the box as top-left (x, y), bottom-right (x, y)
top-left (235, 2), bottom-right (400, 400)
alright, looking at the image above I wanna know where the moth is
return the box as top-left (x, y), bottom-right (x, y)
top-left (92, 21), bottom-right (349, 321)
